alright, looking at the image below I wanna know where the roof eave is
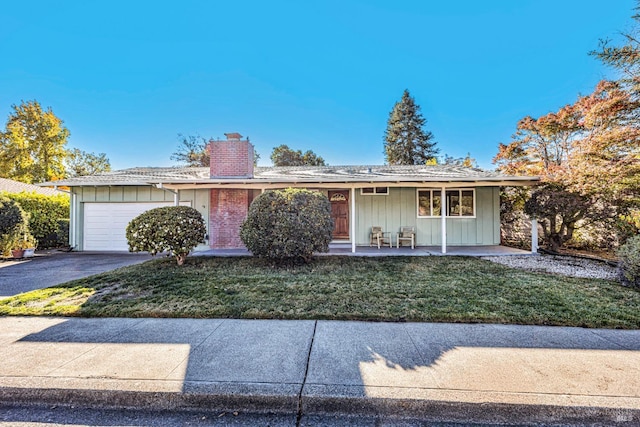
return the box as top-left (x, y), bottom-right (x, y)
top-left (42, 175), bottom-right (539, 189)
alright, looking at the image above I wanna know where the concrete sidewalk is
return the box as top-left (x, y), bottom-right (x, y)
top-left (0, 317), bottom-right (638, 425)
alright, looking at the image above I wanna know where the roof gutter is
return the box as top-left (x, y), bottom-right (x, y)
top-left (53, 185), bottom-right (71, 194)
top-left (155, 183), bottom-right (179, 206)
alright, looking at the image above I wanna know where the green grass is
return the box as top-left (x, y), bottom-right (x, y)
top-left (1, 256), bottom-right (639, 328)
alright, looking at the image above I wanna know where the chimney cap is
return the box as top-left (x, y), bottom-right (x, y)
top-left (224, 132), bottom-right (243, 141)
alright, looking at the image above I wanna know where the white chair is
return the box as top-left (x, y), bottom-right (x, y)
top-left (396, 226), bottom-right (416, 249)
top-left (369, 226), bottom-right (392, 249)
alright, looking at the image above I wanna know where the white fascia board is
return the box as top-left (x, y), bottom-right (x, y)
top-left (160, 178), bottom-right (539, 190)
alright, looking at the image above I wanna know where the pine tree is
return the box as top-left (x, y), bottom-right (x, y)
top-left (383, 89), bottom-right (438, 165)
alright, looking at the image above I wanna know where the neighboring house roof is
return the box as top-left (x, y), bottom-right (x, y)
top-left (0, 177), bottom-right (66, 196)
top-left (39, 165), bottom-right (539, 188)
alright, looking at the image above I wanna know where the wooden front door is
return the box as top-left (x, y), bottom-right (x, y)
top-left (329, 190), bottom-right (349, 239)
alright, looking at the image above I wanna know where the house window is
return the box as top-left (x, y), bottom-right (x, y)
top-left (361, 187), bottom-right (389, 195)
top-left (417, 189), bottom-right (474, 217)
top-left (417, 190), bottom-right (441, 217)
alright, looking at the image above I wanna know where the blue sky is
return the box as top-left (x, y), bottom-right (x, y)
top-left (0, 1), bottom-right (635, 170)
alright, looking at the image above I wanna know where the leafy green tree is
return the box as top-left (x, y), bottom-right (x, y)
top-left (383, 89), bottom-right (438, 165)
top-left (270, 144), bottom-right (326, 166)
top-left (0, 100), bottom-right (69, 183)
top-left (65, 148), bottom-right (111, 177)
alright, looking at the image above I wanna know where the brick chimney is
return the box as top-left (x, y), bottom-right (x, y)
top-left (209, 133), bottom-right (254, 178)
top-left (208, 132), bottom-right (255, 249)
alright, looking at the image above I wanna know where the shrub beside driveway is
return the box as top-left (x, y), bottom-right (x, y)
top-left (0, 256), bottom-right (638, 329)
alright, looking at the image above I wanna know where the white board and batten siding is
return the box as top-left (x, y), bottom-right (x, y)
top-left (355, 187), bottom-right (500, 246)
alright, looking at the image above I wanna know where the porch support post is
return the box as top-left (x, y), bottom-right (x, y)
top-left (531, 218), bottom-right (538, 254)
top-left (174, 192), bottom-right (179, 206)
top-left (351, 187), bottom-right (356, 253)
top-left (441, 186), bottom-right (447, 254)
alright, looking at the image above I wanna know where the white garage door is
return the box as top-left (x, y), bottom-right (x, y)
top-left (83, 202), bottom-right (173, 251)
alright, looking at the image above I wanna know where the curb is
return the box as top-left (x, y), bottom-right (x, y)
top-left (0, 384), bottom-right (298, 414)
top-left (1, 384), bottom-right (639, 425)
top-left (302, 395), bottom-right (639, 425)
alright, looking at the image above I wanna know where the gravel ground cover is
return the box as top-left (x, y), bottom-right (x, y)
top-left (482, 254), bottom-right (618, 280)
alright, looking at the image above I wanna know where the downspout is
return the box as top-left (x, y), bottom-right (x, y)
top-left (155, 183), bottom-right (179, 206)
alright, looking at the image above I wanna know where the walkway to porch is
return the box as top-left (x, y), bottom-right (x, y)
top-left (195, 245), bottom-right (532, 257)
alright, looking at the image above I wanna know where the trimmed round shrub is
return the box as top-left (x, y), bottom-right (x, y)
top-left (617, 235), bottom-right (640, 289)
top-left (240, 188), bottom-right (334, 263)
top-left (126, 206), bottom-right (206, 265)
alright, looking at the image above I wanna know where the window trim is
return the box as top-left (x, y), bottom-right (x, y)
top-left (360, 186), bottom-right (389, 195)
top-left (416, 188), bottom-right (476, 218)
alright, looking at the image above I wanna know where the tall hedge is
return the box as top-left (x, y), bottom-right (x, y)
top-left (240, 188), bottom-right (334, 263)
top-left (0, 196), bottom-right (29, 256)
top-left (1, 192), bottom-right (70, 249)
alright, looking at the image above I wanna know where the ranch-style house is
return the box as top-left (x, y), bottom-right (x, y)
top-left (42, 133), bottom-right (538, 253)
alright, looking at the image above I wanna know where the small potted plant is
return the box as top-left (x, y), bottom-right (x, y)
top-left (18, 234), bottom-right (37, 258)
top-left (5, 232), bottom-right (36, 259)
top-left (0, 231), bottom-right (22, 259)
top-left (9, 234), bottom-right (24, 259)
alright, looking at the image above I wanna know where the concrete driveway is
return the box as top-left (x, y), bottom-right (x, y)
top-left (0, 252), bottom-right (154, 297)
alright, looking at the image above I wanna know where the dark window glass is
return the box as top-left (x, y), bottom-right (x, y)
top-left (447, 190), bottom-right (459, 216)
top-left (418, 191), bottom-right (431, 216)
top-left (461, 190), bottom-right (474, 216)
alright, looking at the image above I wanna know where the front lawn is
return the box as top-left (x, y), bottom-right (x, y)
top-left (1, 256), bottom-right (639, 328)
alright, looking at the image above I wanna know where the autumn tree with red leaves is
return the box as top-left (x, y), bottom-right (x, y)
top-left (495, 77), bottom-right (640, 251)
top-left (495, 78), bottom-right (640, 251)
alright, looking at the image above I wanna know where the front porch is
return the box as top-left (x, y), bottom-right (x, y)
top-left (194, 244), bottom-right (532, 257)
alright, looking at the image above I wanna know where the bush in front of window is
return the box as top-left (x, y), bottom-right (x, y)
top-left (126, 206), bottom-right (206, 266)
top-left (240, 188), bottom-right (334, 263)
top-left (618, 235), bottom-right (640, 289)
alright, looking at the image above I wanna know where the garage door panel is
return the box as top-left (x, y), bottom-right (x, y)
top-left (83, 202), bottom-right (172, 251)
